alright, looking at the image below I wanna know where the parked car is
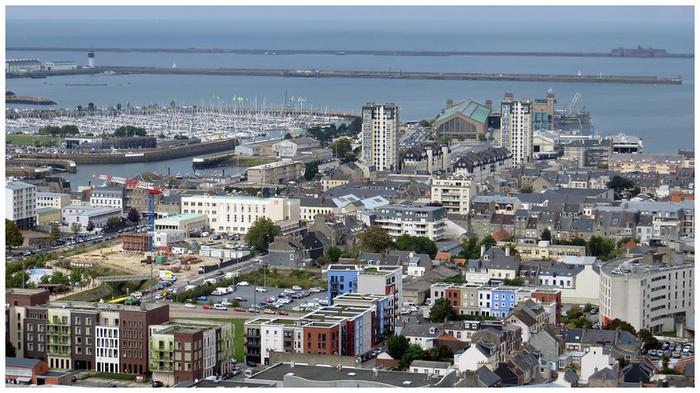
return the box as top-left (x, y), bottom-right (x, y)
top-left (292, 285), bottom-right (302, 291)
top-left (277, 310), bottom-right (288, 316)
top-left (234, 307), bottom-right (246, 312)
top-left (184, 303), bottom-right (196, 309)
top-left (255, 287), bottom-right (267, 293)
top-left (263, 308), bottom-right (275, 314)
top-left (214, 304), bottom-right (228, 311)
top-left (202, 304), bottom-right (211, 310)
top-left (196, 296), bottom-right (208, 302)
top-left (235, 296), bottom-right (246, 302)
top-left (238, 281), bottom-right (250, 287)
top-left (231, 367), bottom-right (241, 376)
top-left (152, 381), bottom-right (164, 387)
top-left (247, 307), bottom-right (260, 313)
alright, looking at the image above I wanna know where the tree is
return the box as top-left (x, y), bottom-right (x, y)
top-left (244, 217), bottom-right (280, 254)
top-left (638, 329), bottom-right (659, 349)
top-left (284, 133), bottom-right (292, 140)
top-left (70, 269), bottom-right (83, 287)
top-left (480, 235), bottom-right (497, 250)
top-left (71, 222), bottom-right (81, 236)
top-left (423, 345), bottom-right (453, 361)
top-left (304, 160), bottom-right (320, 180)
top-left (399, 344), bottom-right (425, 370)
top-left (50, 223), bottom-right (61, 242)
top-left (587, 236), bottom-right (617, 260)
top-left (606, 318), bottom-right (637, 336)
top-left (106, 216), bottom-right (123, 230)
top-left (520, 185), bottom-right (534, 193)
top-left (86, 221), bottom-right (95, 233)
top-left (418, 120), bottom-right (432, 128)
top-left (503, 277), bottom-right (525, 286)
top-left (458, 236), bottom-right (481, 259)
top-left (357, 226), bottom-right (393, 253)
top-left (394, 234), bottom-right (438, 258)
top-left (113, 125), bottom-right (147, 137)
top-left (429, 298), bottom-right (457, 322)
top-left (387, 335), bottom-right (410, 360)
top-left (331, 138), bottom-right (356, 162)
top-left (583, 303), bottom-right (593, 313)
top-left (325, 246), bottom-right (342, 263)
top-left (5, 219), bottom-right (24, 250)
top-left (6, 341), bottom-right (16, 357)
top-left (6, 271), bottom-right (29, 289)
top-left (541, 228), bottom-right (552, 242)
top-left (127, 208), bottom-right (141, 224)
top-left (502, 243), bottom-right (518, 256)
top-left (607, 175), bottom-right (635, 198)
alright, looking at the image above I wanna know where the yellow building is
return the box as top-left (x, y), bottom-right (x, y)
top-left (36, 207), bottom-right (61, 227)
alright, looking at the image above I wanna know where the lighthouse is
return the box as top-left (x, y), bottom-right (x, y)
top-left (88, 51), bottom-right (95, 68)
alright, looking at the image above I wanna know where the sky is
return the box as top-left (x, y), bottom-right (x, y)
top-left (6, 5), bottom-right (694, 25)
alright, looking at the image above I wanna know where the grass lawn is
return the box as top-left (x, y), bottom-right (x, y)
top-left (6, 134), bottom-right (64, 147)
top-left (178, 317), bottom-right (247, 362)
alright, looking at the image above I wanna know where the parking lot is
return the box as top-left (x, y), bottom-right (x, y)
top-left (645, 339), bottom-right (694, 363)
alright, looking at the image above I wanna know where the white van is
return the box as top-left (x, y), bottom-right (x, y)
top-left (211, 287), bottom-right (229, 296)
top-left (213, 303), bottom-right (228, 311)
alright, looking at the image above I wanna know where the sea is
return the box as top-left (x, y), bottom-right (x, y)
top-left (4, 14), bottom-right (695, 189)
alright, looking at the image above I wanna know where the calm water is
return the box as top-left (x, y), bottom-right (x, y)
top-left (6, 14), bottom-right (695, 157)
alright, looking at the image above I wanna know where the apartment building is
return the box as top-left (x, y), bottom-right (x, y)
top-left (402, 144), bottom-right (450, 174)
top-left (6, 289), bottom-right (51, 359)
top-left (9, 300), bottom-right (169, 373)
top-left (35, 192), bottom-right (71, 209)
top-left (452, 147), bottom-right (513, 181)
top-left (609, 153), bottom-right (684, 174)
top-left (500, 93), bottom-right (533, 166)
top-left (515, 240), bottom-right (587, 261)
top-left (326, 264), bottom-right (402, 324)
top-left (149, 320), bottom-right (234, 386)
top-left (431, 176), bottom-right (474, 215)
top-left (244, 293), bottom-right (392, 366)
top-left (599, 252), bottom-right (694, 333)
top-left (246, 159), bottom-right (305, 185)
top-left (181, 194), bottom-right (300, 234)
top-left (90, 186), bottom-right (126, 212)
top-left (6, 181), bottom-right (37, 229)
top-left (372, 204), bottom-right (447, 241)
top-left (361, 103), bottom-right (400, 172)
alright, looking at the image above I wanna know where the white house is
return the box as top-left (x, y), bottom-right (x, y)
top-left (455, 342), bottom-right (498, 372)
top-left (579, 346), bottom-right (614, 384)
top-left (409, 360), bottom-right (453, 376)
top-left (399, 323), bottom-right (442, 350)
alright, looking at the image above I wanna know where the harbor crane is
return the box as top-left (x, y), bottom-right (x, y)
top-left (565, 92), bottom-right (582, 115)
top-left (92, 173), bottom-right (162, 254)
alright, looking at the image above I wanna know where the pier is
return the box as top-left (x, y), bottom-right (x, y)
top-left (7, 46), bottom-right (694, 58)
top-left (192, 151), bottom-right (275, 169)
top-left (6, 65), bottom-right (682, 85)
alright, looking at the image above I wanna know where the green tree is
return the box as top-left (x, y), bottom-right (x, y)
top-left (583, 303), bottom-right (593, 313)
top-left (418, 120), bottom-right (432, 128)
top-left (331, 138), bottom-right (356, 162)
top-left (458, 236), bottom-right (481, 259)
top-left (423, 345), bottom-right (453, 361)
top-left (71, 222), bottom-right (81, 236)
top-left (6, 271), bottom-right (29, 289)
top-left (541, 228), bottom-right (552, 242)
top-left (325, 246), bottom-right (342, 263)
top-left (394, 234), bottom-right (438, 258)
top-left (113, 125), bottom-right (147, 137)
top-left (5, 219), bottom-right (24, 250)
top-left (6, 341), bottom-right (16, 357)
top-left (429, 297), bottom-right (457, 322)
top-left (607, 175), bottom-right (635, 198)
top-left (587, 236), bottom-right (617, 260)
top-left (244, 218), bottom-right (280, 254)
top-left (70, 269), bottom-right (83, 287)
top-left (606, 318), bottom-right (637, 336)
top-left (50, 223), bottom-right (61, 242)
top-left (638, 329), bottom-right (659, 349)
top-left (284, 133), bottom-right (292, 140)
top-left (520, 185), bottom-right (534, 193)
top-left (480, 235), bottom-right (497, 250)
top-left (304, 160), bottom-right (320, 180)
top-left (106, 216), bottom-right (123, 230)
top-left (127, 208), bottom-right (141, 224)
top-left (86, 221), bottom-right (95, 233)
top-left (387, 335), bottom-right (410, 360)
top-left (503, 277), bottom-right (525, 286)
top-left (357, 226), bottom-right (393, 253)
top-left (399, 344), bottom-right (425, 370)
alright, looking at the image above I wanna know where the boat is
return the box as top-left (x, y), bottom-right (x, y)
top-left (124, 153), bottom-right (144, 158)
top-left (103, 70), bottom-right (117, 75)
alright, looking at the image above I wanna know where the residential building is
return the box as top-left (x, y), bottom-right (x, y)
top-left (500, 93), bottom-right (533, 166)
top-left (409, 360), bottom-right (453, 376)
top-left (432, 99), bottom-right (490, 140)
top-left (452, 147), bottom-right (513, 180)
top-left (431, 176), bottom-right (474, 215)
top-left (607, 132), bottom-right (643, 154)
top-left (361, 103), bottom-right (400, 172)
top-left (579, 346), bottom-right (615, 384)
top-left (35, 192), bottom-right (71, 209)
top-left (372, 204), bottom-right (447, 241)
top-left (6, 181), bottom-right (37, 229)
top-left (609, 153), bottom-right (684, 174)
top-left (6, 289), bottom-right (51, 359)
top-left (35, 207), bottom-right (61, 228)
top-left (89, 186), bottom-right (126, 212)
top-left (60, 206), bottom-right (122, 233)
top-left (181, 194), bottom-right (300, 234)
top-left (561, 139), bottom-right (612, 168)
top-left (399, 322), bottom-right (443, 350)
top-left (402, 143), bottom-right (450, 173)
top-left (246, 159), bottom-right (305, 185)
top-left (326, 265), bottom-right (402, 323)
top-left (599, 252), bottom-right (694, 333)
top-left (531, 89), bottom-right (556, 130)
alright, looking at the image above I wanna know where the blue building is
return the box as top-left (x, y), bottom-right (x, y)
top-left (490, 286), bottom-right (520, 318)
top-left (327, 264), bottom-right (361, 303)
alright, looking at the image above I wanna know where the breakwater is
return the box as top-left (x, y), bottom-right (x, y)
top-left (8, 65), bottom-right (680, 85)
top-left (7, 46), bottom-right (694, 58)
top-left (15, 139), bottom-right (237, 165)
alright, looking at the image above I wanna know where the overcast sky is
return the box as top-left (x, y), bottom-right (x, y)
top-left (6, 6), bottom-right (694, 24)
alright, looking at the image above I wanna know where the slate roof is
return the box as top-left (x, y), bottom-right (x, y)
top-left (476, 366), bottom-right (502, 387)
top-left (400, 322), bottom-right (443, 338)
top-left (5, 357), bottom-right (42, 368)
top-left (410, 360), bottom-right (452, 369)
top-left (622, 362), bottom-right (653, 383)
top-left (588, 367), bottom-right (618, 381)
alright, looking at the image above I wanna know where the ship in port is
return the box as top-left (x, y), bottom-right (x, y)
top-left (609, 46), bottom-right (671, 57)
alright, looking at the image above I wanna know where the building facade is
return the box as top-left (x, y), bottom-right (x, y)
top-left (36, 192), bottom-right (71, 209)
top-left (431, 177), bottom-right (474, 215)
top-left (373, 204), bottom-right (447, 241)
top-left (500, 93), bottom-right (533, 166)
top-left (361, 103), bottom-right (399, 172)
top-left (246, 160), bottom-right (305, 185)
top-left (6, 181), bottom-right (37, 229)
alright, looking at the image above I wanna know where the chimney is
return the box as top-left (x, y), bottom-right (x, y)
top-left (505, 247), bottom-right (510, 256)
top-left (446, 99), bottom-right (454, 109)
top-left (485, 99), bottom-right (492, 111)
top-left (480, 245), bottom-right (486, 257)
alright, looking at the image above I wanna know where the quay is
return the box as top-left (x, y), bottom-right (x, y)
top-left (7, 46), bottom-right (694, 58)
top-left (7, 66), bottom-right (682, 85)
top-left (5, 158), bottom-right (77, 173)
top-left (192, 151), bottom-right (275, 169)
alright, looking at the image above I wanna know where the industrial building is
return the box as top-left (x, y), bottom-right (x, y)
top-left (432, 99), bottom-right (491, 140)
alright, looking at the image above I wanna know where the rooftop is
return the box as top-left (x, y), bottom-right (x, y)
top-left (155, 213), bottom-right (208, 222)
top-left (6, 181), bottom-right (35, 190)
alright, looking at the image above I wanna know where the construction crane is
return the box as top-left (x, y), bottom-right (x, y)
top-left (565, 93), bottom-right (582, 115)
top-left (92, 173), bottom-right (162, 254)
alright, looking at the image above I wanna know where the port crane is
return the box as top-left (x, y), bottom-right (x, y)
top-left (565, 93), bottom-right (582, 115)
top-left (92, 173), bottom-right (162, 254)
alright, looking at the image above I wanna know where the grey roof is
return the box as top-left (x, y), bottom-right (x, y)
top-left (539, 262), bottom-right (585, 277)
top-left (589, 367), bottom-right (618, 381)
top-left (400, 322), bottom-right (443, 338)
top-left (410, 360), bottom-right (452, 369)
top-left (562, 328), bottom-right (640, 347)
top-left (5, 357), bottom-right (42, 368)
top-left (485, 255), bottom-right (519, 271)
top-left (476, 366), bottom-right (501, 387)
top-left (6, 181), bottom-right (35, 190)
top-left (249, 362), bottom-right (441, 387)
